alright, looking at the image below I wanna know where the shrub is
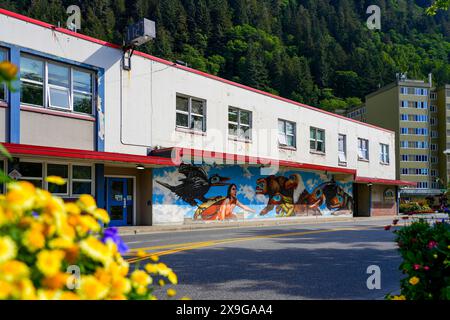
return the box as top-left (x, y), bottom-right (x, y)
top-left (388, 219), bottom-right (450, 300)
top-left (0, 180), bottom-right (179, 300)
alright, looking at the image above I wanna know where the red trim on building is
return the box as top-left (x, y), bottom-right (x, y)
top-left (0, 8), bottom-right (395, 134)
top-left (2, 143), bottom-right (175, 166)
top-left (21, 105), bottom-right (96, 122)
top-left (152, 147), bottom-right (358, 176)
top-left (0, 101), bottom-right (7, 108)
top-left (355, 176), bottom-right (416, 187)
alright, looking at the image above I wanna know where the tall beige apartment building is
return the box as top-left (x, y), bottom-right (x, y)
top-left (347, 75), bottom-right (449, 200)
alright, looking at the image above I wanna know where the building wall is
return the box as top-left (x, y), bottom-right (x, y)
top-left (370, 184), bottom-right (397, 216)
top-left (152, 164), bottom-right (353, 225)
top-left (0, 12), bottom-right (396, 182)
top-left (20, 110), bottom-right (95, 150)
top-left (437, 86), bottom-right (450, 187)
top-left (0, 107), bottom-right (6, 142)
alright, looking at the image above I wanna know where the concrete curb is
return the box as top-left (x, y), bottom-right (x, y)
top-left (117, 216), bottom-right (397, 236)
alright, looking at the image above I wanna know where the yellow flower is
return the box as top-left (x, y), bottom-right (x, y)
top-left (48, 237), bottom-right (74, 249)
top-left (77, 195), bottom-right (97, 214)
top-left (0, 61), bottom-right (18, 81)
top-left (392, 295), bottom-right (406, 300)
top-left (409, 277), bottom-right (420, 286)
top-left (145, 263), bottom-right (158, 274)
top-left (79, 215), bottom-right (101, 233)
top-left (156, 263), bottom-right (171, 276)
top-left (150, 255), bottom-right (159, 262)
top-left (6, 181), bottom-right (36, 212)
top-left (167, 271), bottom-right (178, 285)
top-left (131, 270), bottom-right (152, 287)
top-left (79, 236), bottom-right (112, 266)
top-left (65, 203), bottom-right (81, 216)
top-left (15, 279), bottom-right (37, 300)
top-left (45, 176), bottom-right (67, 185)
top-left (167, 288), bottom-right (177, 297)
top-left (110, 278), bottom-right (131, 296)
top-left (136, 285), bottom-right (147, 295)
top-left (0, 260), bottom-right (30, 282)
top-left (137, 250), bottom-right (147, 258)
top-left (37, 289), bottom-right (63, 300)
top-left (0, 236), bottom-right (17, 263)
top-left (41, 273), bottom-right (70, 290)
top-left (60, 291), bottom-right (81, 300)
top-left (22, 229), bottom-right (45, 252)
top-left (36, 250), bottom-right (65, 277)
top-left (158, 279), bottom-right (165, 287)
top-left (0, 280), bottom-right (14, 299)
top-left (77, 276), bottom-right (109, 300)
top-left (92, 208), bottom-right (110, 224)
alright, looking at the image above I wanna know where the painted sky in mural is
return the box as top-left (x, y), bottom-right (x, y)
top-left (152, 164), bottom-right (353, 223)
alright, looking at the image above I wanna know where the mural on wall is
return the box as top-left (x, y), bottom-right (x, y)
top-left (153, 164), bottom-right (353, 224)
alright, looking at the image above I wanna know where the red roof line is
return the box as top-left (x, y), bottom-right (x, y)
top-left (3, 143), bottom-right (175, 166)
top-left (355, 176), bottom-right (416, 187)
top-left (0, 8), bottom-right (395, 134)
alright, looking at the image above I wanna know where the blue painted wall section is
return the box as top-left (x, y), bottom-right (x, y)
top-left (95, 164), bottom-right (105, 209)
top-left (96, 69), bottom-right (105, 152)
top-left (8, 45), bottom-right (20, 143)
top-left (152, 164), bottom-right (354, 224)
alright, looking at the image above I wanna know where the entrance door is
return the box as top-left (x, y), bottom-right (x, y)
top-left (107, 178), bottom-right (134, 226)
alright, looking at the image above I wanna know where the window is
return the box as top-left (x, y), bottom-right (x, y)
top-left (0, 48), bottom-right (7, 101)
top-left (310, 127), bottom-right (325, 153)
top-left (278, 119), bottom-right (296, 148)
top-left (176, 94), bottom-right (206, 132)
top-left (72, 165), bottom-right (93, 195)
top-left (380, 144), bottom-right (389, 164)
top-left (430, 117), bottom-right (437, 126)
top-left (18, 162), bottom-right (43, 188)
top-left (430, 105), bottom-right (437, 112)
top-left (20, 55), bottom-right (44, 107)
top-left (338, 134), bottom-right (347, 164)
top-left (431, 144), bottom-right (438, 151)
top-left (431, 156), bottom-right (438, 164)
top-left (20, 54), bottom-right (94, 115)
top-left (430, 92), bottom-right (437, 100)
top-left (431, 170), bottom-right (437, 177)
top-left (417, 182), bottom-right (429, 189)
top-left (47, 163), bottom-right (69, 195)
top-left (358, 138), bottom-right (369, 161)
top-left (431, 131), bottom-right (438, 138)
top-left (228, 107), bottom-right (252, 141)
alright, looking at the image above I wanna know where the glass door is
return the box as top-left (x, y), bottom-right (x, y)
top-left (107, 178), bottom-right (133, 226)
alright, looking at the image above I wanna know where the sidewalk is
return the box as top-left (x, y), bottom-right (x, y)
top-left (117, 215), bottom-right (398, 236)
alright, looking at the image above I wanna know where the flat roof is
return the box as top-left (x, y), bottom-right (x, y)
top-left (0, 8), bottom-right (395, 134)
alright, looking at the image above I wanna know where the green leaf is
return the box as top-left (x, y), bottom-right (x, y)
top-left (0, 144), bottom-right (12, 160)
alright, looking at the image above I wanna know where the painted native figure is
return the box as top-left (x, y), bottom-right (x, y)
top-left (156, 163), bottom-right (230, 206)
top-left (295, 181), bottom-right (353, 216)
top-left (255, 174), bottom-right (299, 217)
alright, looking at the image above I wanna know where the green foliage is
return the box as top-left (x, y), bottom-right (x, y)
top-left (1, 1), bottom-right (450, 111)
top-left (393, 220), bottom-right (450, 300)
top-left (399, 202), bottom-right (434, 214)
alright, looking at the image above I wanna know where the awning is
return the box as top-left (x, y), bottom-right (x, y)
top-left (355, 176), bottom-right (416, 187)
top-left (2, 143), bottom-right (175, 167)
top-left (400, 188), bottom-right (446, 196)
top-left (150, 147), bottom-right (357, 175)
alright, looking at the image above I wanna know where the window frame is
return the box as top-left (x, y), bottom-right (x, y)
top-left (309, 127), bottom-right (326, 153)
top-left (278, 119), bottom-right (296, 149)
top-left (338, 134), bottom-right (347, 165)
top-left (358, 138), bottom-right (369, 161)
top-left (20, 53), bottom-right (95, 116)
top-left (228, 106), bottom-right (252, 141)
top-left (45, 162), bottom-right (70, 196)
top-left (17, 160), bottom-right (44, 188)
top-left (175, 93), bottom-right (207, 132)
top-left (380, 143), bottom-right (390, 165)
top-left (0, 47), bottom-right (8, 102)
top-left (71, 164), bottom-right (95, 196)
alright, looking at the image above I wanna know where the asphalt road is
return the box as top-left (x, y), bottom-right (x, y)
top-left (122, 218), bottom-right (404, 300)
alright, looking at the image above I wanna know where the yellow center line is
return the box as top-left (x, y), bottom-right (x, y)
top-left (126, 226), bottom-right (374, 264)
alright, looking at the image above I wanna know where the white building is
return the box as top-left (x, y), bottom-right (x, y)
top-left (0, 8), bottom-right (412, 226)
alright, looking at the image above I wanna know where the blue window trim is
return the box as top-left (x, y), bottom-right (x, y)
top-left (0, 41), bottom-right (105, 152)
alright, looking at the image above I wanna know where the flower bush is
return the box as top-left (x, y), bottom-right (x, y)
top-left (0, 179), bottom-right (179, 300)
top-left (387, 219), bottom-right (450, 300)
top-left (399, 202), bottom-right (434, 215)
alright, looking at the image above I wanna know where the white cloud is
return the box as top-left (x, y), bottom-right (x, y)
top-left (237, 185), bottom-right (256, 202)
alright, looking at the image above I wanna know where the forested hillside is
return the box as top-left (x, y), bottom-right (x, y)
top-left (1, 0), bottom-right (450, 111)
